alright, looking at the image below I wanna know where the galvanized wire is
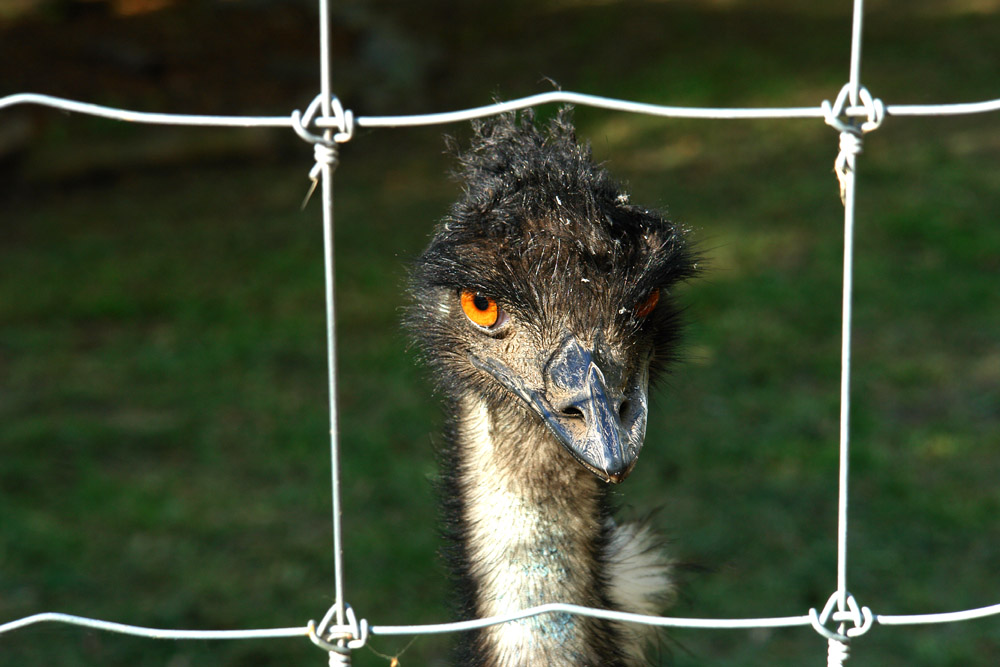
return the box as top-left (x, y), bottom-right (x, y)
top-left (0, 612), bottom-right (309, 640)
top-left (1, 0), bottom-right (999, 662)
top-left (5, 602), bottom-right (1000, 642)
top-left (832, 0), bottom-right (868, 659)
top-left (317, 0), bottom-right (347, 644)
top-left (4, 90), bottom-right (1000, 129)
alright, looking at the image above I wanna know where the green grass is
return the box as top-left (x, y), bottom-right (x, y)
top-left (2, 2), bottom-right (1000, 665)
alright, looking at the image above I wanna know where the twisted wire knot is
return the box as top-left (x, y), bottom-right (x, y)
top-left (306, 142), bottom-right (340, 189)
top-left (292, 94), bottom-right (355, 146)
top-left (809, 591), bottom-right (875, 645)
top-left (328, 650), bottom-right (353, 667)
top-left (827, 636), bottom-right (851, 667)
top-left (809, 591), bottom-right (874, 667)
top-left (822, 83), bottom-right (885, 203)
top-left (307, 604), bottom-right (369, 663)
top-left (822, 83), bottom-right (884, 135)
top-left (292, 94), bottom-right (354, 207)
top-left (314, 142), bottom-right (339, 168)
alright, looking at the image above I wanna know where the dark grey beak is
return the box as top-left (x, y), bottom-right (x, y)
top-left (470, 335), bottom-right (648, 484)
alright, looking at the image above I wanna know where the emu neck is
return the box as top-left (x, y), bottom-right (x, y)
top-left (450, 397), bottom-right (623, 667)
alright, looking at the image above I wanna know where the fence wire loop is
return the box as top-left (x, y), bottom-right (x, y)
top-left (308, 604), bottom-right (370, 657)
top-left (809, 592), bottom-right (874, 644)
top-left (823, 83), bottom-right (885, 203)
top-left (292, 94), bottom-right (355, 207)
top-left (292, 94), bottom-right (355, 146)
top-left (5, 0), bottom-right (1000, 659)
top-left (822, 83), bottom-right (885, 134)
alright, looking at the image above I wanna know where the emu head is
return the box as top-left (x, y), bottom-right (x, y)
top-left (408, 110), bottom-right (694, 483)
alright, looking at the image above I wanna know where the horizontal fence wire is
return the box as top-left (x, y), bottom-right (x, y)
top-left (4, 90), bottom-right (1000, 131)
top-left (2, 90), bottom-right (1000, 653)
top-left (0, 613), bottom-right (309, 641)
top-left (2, 0), bottom-right (1000, 661)
top-left (6, 601), bottom-right (1000, 642)
top-left (3, 86), bottom-right (1000, 652)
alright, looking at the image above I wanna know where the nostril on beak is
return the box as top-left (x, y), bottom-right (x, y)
top-left (558, 400), bottom-right (628, 423)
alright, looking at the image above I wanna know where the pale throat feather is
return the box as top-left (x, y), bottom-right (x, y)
top-left (457, 397), bottom-right (604, 666)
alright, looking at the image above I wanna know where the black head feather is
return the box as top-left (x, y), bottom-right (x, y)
top-left (406, 110), bottom-right (694, 665)
top-left (408, 109), bottom-right (696, 400)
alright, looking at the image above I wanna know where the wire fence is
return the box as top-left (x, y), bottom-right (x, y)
top-left (1, 0), bottom-right (999, 665)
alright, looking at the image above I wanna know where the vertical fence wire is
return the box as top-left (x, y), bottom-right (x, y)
top-left (2, 0), bottom-right (1000, 662)
top-left (836, 0), bottom-right (866, 643)
top-left (832, 126), bottom-right (859, 664)
top-left (318, 0), bottom-right (346, 642)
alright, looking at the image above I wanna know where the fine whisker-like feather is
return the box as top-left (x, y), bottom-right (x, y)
top-left (407, 108), bottom-right (697, 667)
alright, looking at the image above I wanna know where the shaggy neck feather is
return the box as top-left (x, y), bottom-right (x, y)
top-left (451, 397), bottom-right (626, 667)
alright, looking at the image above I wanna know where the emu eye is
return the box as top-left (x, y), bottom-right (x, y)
top-left (635, 289), bottom-right (660, 318)
top-left (460, 289), bottom-right (501, 328)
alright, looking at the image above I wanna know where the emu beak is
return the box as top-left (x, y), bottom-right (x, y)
top-left (470, 335), bottom-right (648, 484)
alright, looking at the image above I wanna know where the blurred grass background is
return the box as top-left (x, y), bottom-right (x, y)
top-left (1, 0), bottom-right (999, 665)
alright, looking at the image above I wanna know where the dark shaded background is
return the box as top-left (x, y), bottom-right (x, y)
top-left (2, 1), bottom-right (999, 665)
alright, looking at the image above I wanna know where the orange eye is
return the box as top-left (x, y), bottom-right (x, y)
top-left (461, 289), bottom-right (500, 328)
top-left (635, 289), bottom-right (660, 318)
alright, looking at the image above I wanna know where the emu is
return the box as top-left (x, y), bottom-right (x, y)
top-left (407, 110), bottom-right (696, 667)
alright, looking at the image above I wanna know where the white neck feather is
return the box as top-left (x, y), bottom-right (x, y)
top-left (457, 398), bottom-right (600, 666)
top-left (453, 397), bottom-right (672, 666)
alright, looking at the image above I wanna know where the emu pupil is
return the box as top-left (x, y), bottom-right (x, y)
top-left (472, 293), bottom-right (491, 312)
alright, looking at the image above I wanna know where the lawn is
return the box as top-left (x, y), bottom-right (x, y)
top-left (1, 1), bottom-right (999, 665)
